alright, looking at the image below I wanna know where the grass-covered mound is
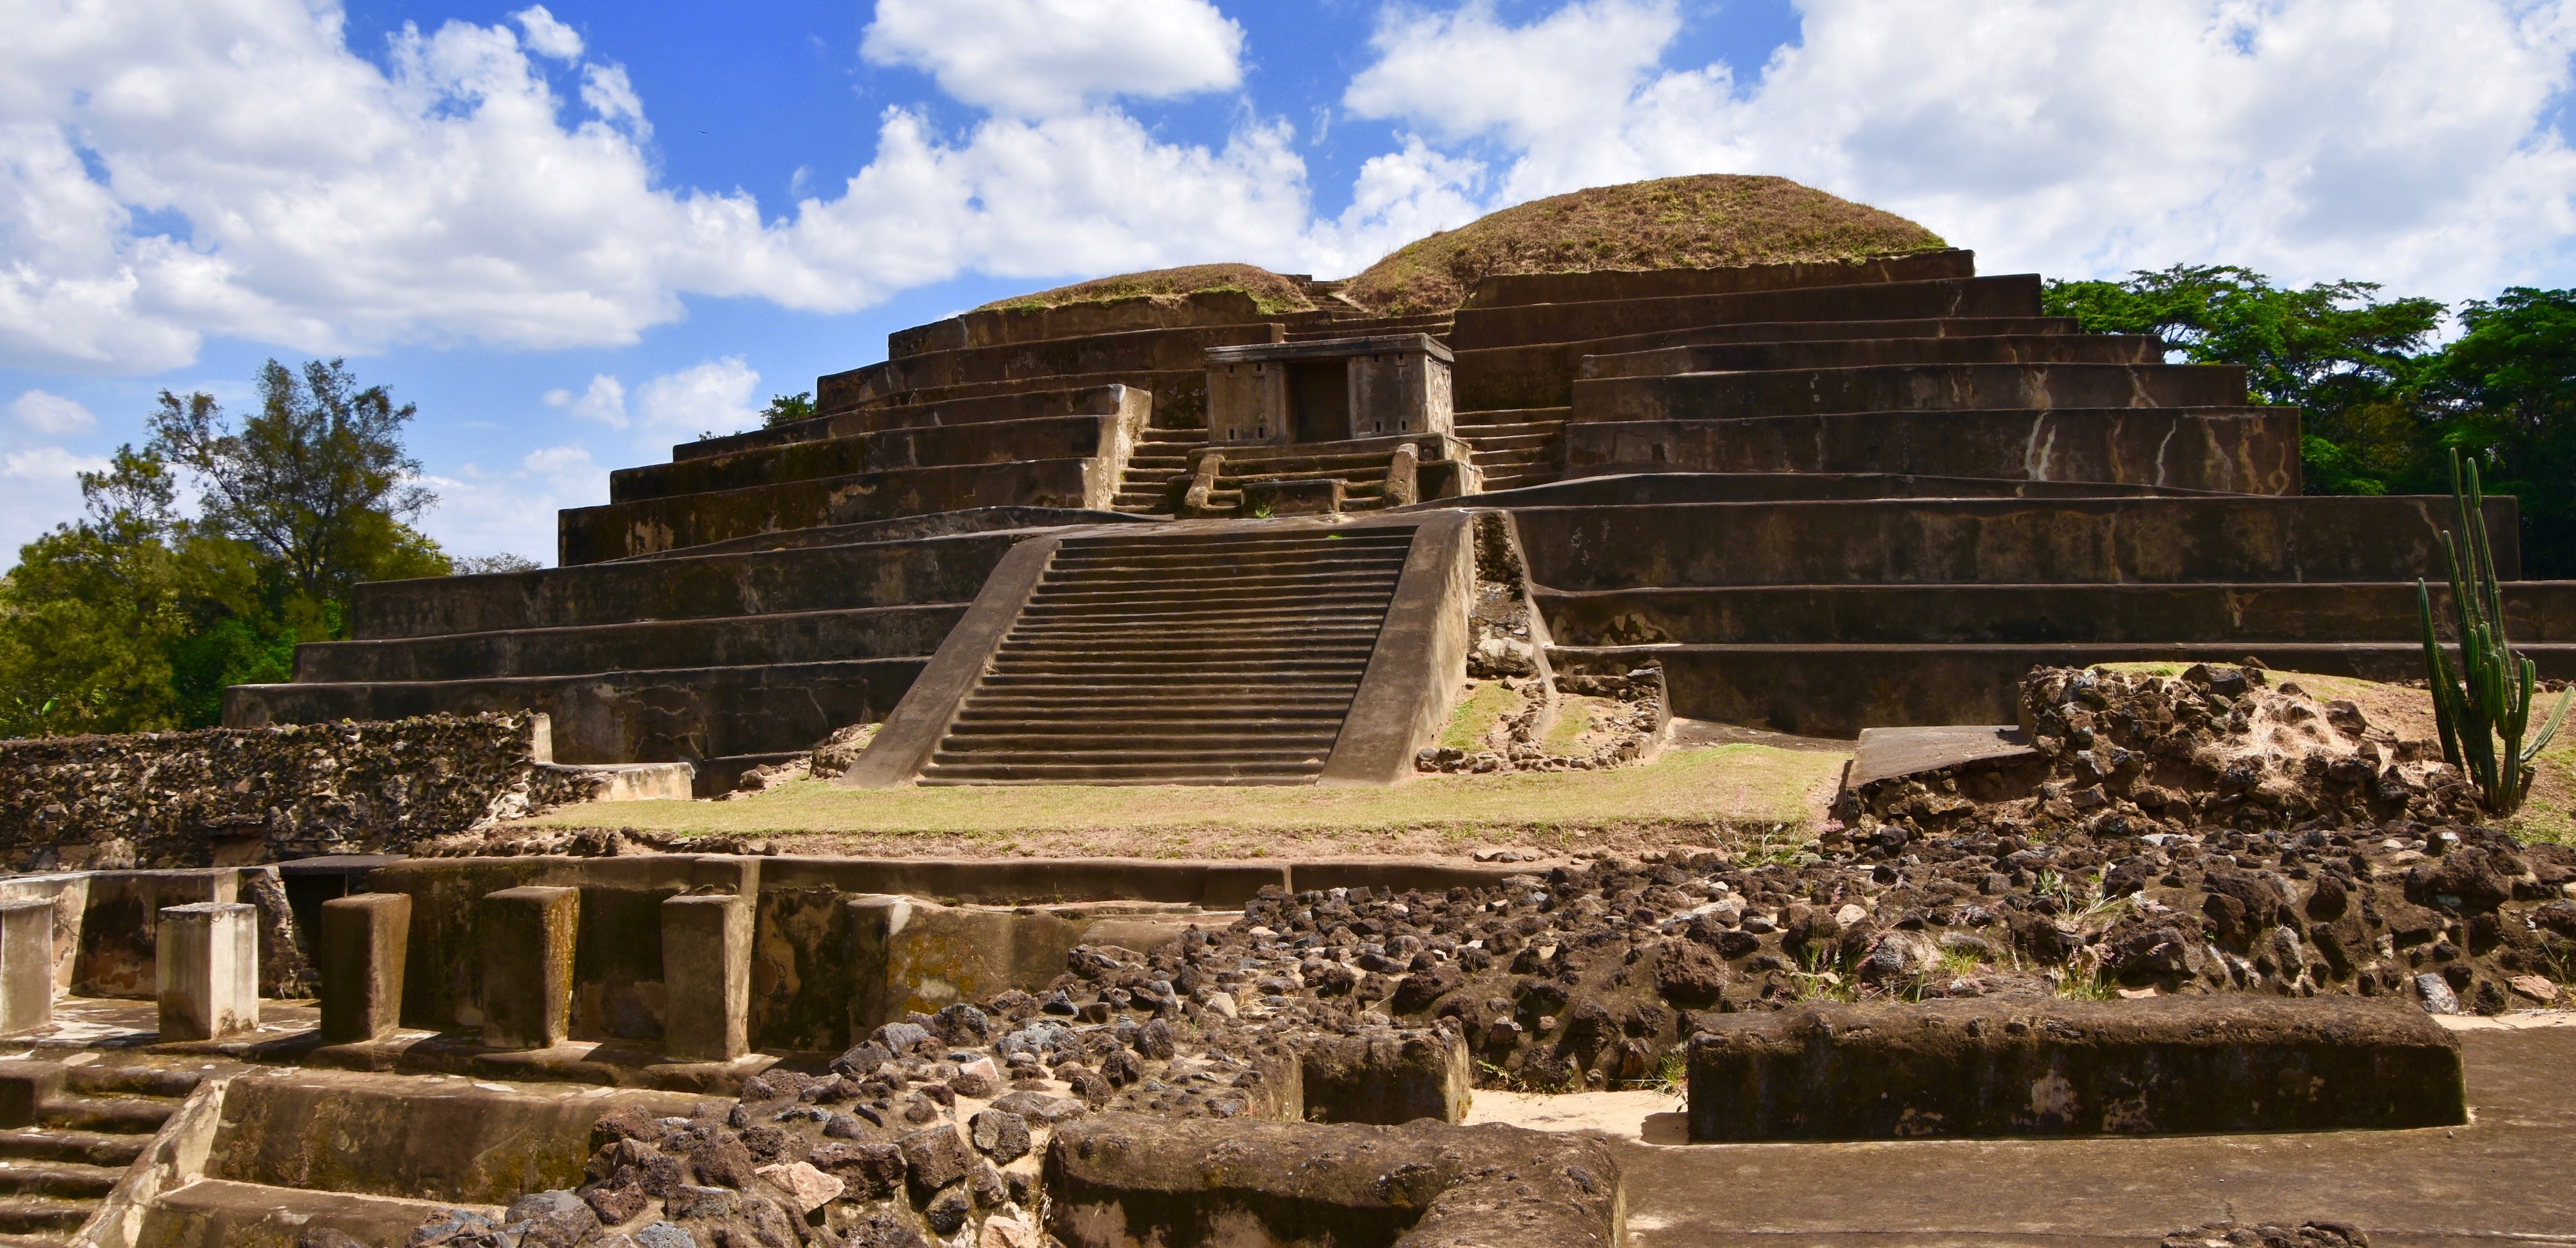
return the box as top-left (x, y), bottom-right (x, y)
top-left (974, 263), bottom-right (1316, 316)
top-left (1341, 173), bottom-right (1949, 315)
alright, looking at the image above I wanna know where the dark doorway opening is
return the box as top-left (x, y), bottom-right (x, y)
top-left (1287, 360), bottom-right (1350, 443)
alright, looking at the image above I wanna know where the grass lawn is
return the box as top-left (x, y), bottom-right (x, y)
top-left (512, 741), bottom-right (1850, 861)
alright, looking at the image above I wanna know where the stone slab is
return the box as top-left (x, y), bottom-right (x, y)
top-left (1559, 406), bottom-right (2301, 495)
top-left (632, 408), bottom-right (1141, 498)
top-left (1620, 1022), bottom-right (2574, 1247)
top-left (1848, 725), bottom-right (2036, 788)
top-left (1298, 1029), bottom-right (1473, 1125)
top-left (1043, 1113), bottom-right (1623, 1248)
top-left (1687, 997), bottom-right (2463, 1141)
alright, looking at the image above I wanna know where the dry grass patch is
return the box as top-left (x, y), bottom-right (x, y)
top-left (1340, 173), bottom-right (1948, 315)
top-left (975, 263), bottom-right (1314, 316)
top-left (512, 742), bottom-right (1848, 861)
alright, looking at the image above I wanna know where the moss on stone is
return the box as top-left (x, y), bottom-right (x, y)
top-left (974, 263), bottom-right (1316, 316)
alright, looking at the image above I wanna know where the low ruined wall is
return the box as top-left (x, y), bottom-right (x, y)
top-left (0, 714), bottom-right (604, 869)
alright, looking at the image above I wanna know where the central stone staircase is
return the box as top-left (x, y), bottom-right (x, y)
top-left (0, 1063), bottom-right (200, 1247)
top-left (914, 527), bottom-right (1416, 784)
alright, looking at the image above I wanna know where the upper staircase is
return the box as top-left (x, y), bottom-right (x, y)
top-left (915, 527), bottom-right (1416, 784)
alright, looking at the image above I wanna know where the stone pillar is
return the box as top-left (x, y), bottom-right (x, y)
top-left (0, 900), bottom-right (53, 1036)
top-left (156, 902), bottom-right (258, 1041)
top-left (479, 886), bottom-right (578, 1050)
top-left (317, 894), bottom-right (411, 1044)
top-left (661, 894), bottom-right (751, 1061)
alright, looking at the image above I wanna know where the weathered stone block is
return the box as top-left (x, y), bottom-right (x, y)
top-left (75, 869), bottom-right (236, 999)
top-left (1686, 997), bottom-right (2466, 1141)
top-left (1298, 1028), bottom-right (1472, 1125)
top-left (1043, 1114), bottom-right (1622, 1248)
top-left (661, 894), bottom-right (751, 1061)
top-left (156, 902), bottom-right (260, 1041)
top-left (480, 886), bottom-right (579, 1049)
top-left (0, 1059), bottom-right (64, 1128)
top-left (0, 899), bottom-right (52, 1036)
top-left (1240, 477), bottom-right (1343, 516)
top-left (317, 893), bottom-right (410, 1044)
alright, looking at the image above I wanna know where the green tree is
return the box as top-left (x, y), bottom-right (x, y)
top-left (0, 449), bottom-right (193, 735)
top-left (2044, 265), bottom-right (2445, 495)
top-left (760, 391), bottom-right (816, 428)
top-left (146, 359), bottom-right (441, 609)
top-left (2421, 288), bottom-right (2576, 578)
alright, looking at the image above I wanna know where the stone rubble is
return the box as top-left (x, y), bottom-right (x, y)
top-left (1415, 668), bottom-right (1666, 775)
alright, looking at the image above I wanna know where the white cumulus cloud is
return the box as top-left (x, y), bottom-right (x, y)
top-left (10, 390), bottom-right (96, 435)
top-left (417, 442), bottom-right (605, 567)
top-left (1341, 0), bottom-right (2576, 298)
top-left (511, 6), bottom-right (583, 61)
top-left (544, 374), bottom-right (629, 429)
top-left (861, 0), bottom-right (1245, 117)
top-left (635, 358), bottom-right (761, 442)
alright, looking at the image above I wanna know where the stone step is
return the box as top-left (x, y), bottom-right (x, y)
top-left (952, 698), bottom-right (1352, 721)
top-left (1056, 530), bottom-right (1412, 555)
top-left (37, 1097), bottom-right (168, 1135)
top-left (1510, 496), bottom-right (2518, 591)
top-left (0, 1198), bottom-right (92, 1236)
top-left (1572, 361), bottom-right (2247, 422)
top-left (62, 1067), bottom-right (200, 1099)
top-left (1456, 317), bottom-right (2081, 412)
top-left (227, 657), bottom-right (925, 766)
top-left (0, 1232), bottom-right (75, 1248)
top-left (0, 1130), bottom-right (144, 1169)
top-left (295, 603), bottom-right (966, 683)
top-left (1457, 431), bottom-right (1557, 453)
top-left (1535, 581), bottom-right (2576, 647)
top-left (1012, 600), bottom-right (1396, 624)
top-left (1551, 641), bottom-right (2576, 739)
top-left (1578, 332), bottom-right (2163, 381)
top-left (978, 664), bottom-right (1372, 685)
top-left (1451, 274), bottom-right (2046, 353)
top-left (615, 413), bottom-right (1128, 502)
top-left (996, 637), bottom-right (1379, 659)
top-left (558, 457), bottom-right (1108, 565)
top-left (1026, 578), bottom-right (1401, 607)
top-left (1047, 545), bottom-right (1410, 572)
top-left (1560, 406), bottom-right (2298, 496)
top-left (933, 742), bottom-right (1334, 763)
top-left (681, 384), bottom-right (1145, 460)
top-left (347, 530), bottom-right (1017, 640)
top-left (1453, 471), bottom-right (2190, 510)
top-left (0, 1161), bottom-right (121, 1201)
top-left (918, 762), bottom-right (1325, 785)
top-left (1454, 406), bottom-right (1575, 427)
top-left (945, 715), bottom-right (1346, 737)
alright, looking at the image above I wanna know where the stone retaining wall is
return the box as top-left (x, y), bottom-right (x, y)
top-left (0, 714), bottom-right (605, 870)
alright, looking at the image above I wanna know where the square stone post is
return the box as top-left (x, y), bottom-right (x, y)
top-left (317, 893), bottom-right (411, 1044)
top-left (479, 886), bottom-right (578, 1050)
top-left (0, 900), bottom-right (53, 1036)
top-left (156, 902), bottom-right (258, 1041)
top-left (0, 1059), bottom-right (64, 1128)
top-left (661, 894), bottom-right (751, 1061)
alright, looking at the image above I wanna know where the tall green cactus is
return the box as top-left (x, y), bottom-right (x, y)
top-left (2418, 450), bottom-right (2572, 813)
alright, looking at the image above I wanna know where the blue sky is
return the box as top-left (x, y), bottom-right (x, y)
top-left (6, 0), bottom-right (2576, 563)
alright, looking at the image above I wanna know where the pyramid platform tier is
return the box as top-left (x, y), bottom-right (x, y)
top-left (291, 603), bottom-right (969, 684)
top-left (1560, 406), bottom-right (2300, 494)
top-left (1455, 316), bottom-right (2083, 412)
top-left (225, 657), bottom-right (925, 765)
top-left (348, 529), bottom-right (1025, 639)
top-left (1575, 330), bottom-right (2163, 378)
top-left (1572, 361), bottom-right (2251, 422)
top-left (1505, 496), bottom-right (2523, 591)
top-left (1401, 471), bottom-right (2199, 511)
top-left (1536, 581), bottom-right (2576, 648)
top-left (1449, 274), bottom-right (2045, 352)
top-left (1550, 641), bottom-right (2576, 738)
top-left (821, 323), bottom-right (1284, 410)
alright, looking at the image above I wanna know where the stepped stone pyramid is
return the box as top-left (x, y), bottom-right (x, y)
top-left (225, 237), bottom-right (2576, 789)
